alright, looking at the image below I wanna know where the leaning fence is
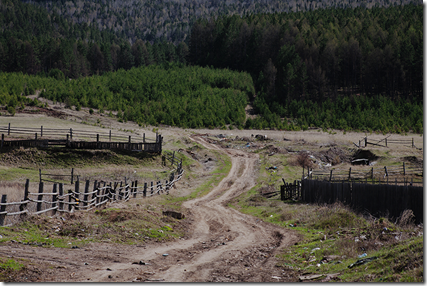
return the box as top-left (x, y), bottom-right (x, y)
top-left (0, 153), bottom-right (184, 226)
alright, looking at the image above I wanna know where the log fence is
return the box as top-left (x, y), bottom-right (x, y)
top-left (0, 124), bottom-right (162, 153)
top-left (0, 154), bottom-right (184, 226)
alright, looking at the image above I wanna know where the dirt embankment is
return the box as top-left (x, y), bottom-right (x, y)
top-left (0, 135), bottom-right (300, 282)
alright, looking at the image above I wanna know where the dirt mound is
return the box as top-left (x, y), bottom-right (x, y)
top-left (403, 156), bottom-right (423, 167)
top-left (313, 147), bottom-right (351, 166)
top-left (19, 107), bottom-right (68, 119)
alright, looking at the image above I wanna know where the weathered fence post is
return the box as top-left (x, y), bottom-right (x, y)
top-left (68, 190), bottom-right (73, 211)
top-left (109, 130), bottom-right (112, 142)
top-left (119, 181), bottom-right (123, 200)
top-left (365, 137), bottom-right (367, 147)
top-left (37, 182), bottom-right (44, 212)
top-left (133, 181), bottom-right (138, 198)
top-left (8, 123), bottom-right (10, 135)
top-left (128, 136), bottom-right (131, 150)
top-left (385, 138), bottom-right (387, 147)
top-left (39, 169), bottom-right (42, 182)
top-left (151, 181), bottom-right (154, 195)
top-left (412, 138), bottom-right (414, 148)
top-left (403, 162), bottom-right (406, 176)
top-left (83, 180), bottom-right (90, 209)
top-left (58, 183), bottom-right (64, 212)
top-left (143, 182), bottom-right (147, 197)
top-left (96, 134), bottom-right (100, 148)
top-left (371, 168), bottom-right (374, 180)
top-left (109, 182), bottom-right (113, 201)
top-left (52, 183), bottom-right (58, 216)
top-left (92, 180), bottom-right (98, 205)
top-left (20, 179), bottom-right (30, 219)
top-left (280, 185), bottom-right (285, 201)
top-left (41, 126), bottom-right (43, 137)
top-left (71, 168), bottom-right (74, 184)
top-left (329, 170), bottom-right (333, 182)
top-left (348, 168), bottom-right (352, 181)
top-left (0, 195), bottom-right (7, 226)
top-left (162, 155), bottom-right (166, 166)
top-left (74, 180), bottom-right (80, 210)
top-left (1, 133), bottom-right (3, 149)
top-left (70, 128), bottom-right (73, 140)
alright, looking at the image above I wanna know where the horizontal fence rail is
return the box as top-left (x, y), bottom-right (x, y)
top-left (354, 135), bottom-right (421, 150)
top-left (0, 153), bottom-right (184, 226)
top-left (0, 124), bottom-right (162, 153)
top-left (306, 163), bottom-right (422, 186)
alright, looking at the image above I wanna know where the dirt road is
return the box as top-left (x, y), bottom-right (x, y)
top-left (0, 135), bottom-right (299, 282)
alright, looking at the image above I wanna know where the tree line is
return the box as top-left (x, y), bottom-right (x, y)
top-left (25, 0), bottom-right (413, 45)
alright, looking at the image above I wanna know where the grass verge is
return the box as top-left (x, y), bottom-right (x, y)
top-left (229, 188), bottom-right (423, 282)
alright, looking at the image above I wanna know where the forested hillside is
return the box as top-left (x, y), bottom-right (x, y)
top-left (0, 0), bottom-right (423, 133)
top-left (0, 0), bottom-right (189, 78)
top-left (24, 0), bottom-right (416, 44)
top-left (188, 3), bottom-right (423, 132)
top-left (1, 65), bottom-right (253, 128)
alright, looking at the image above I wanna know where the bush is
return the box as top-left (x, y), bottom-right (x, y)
top-left (7, 106), bottom-right (15, 116)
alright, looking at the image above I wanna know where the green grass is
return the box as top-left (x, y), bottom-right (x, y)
top-left (0, 167), bottom-right (38, 181)
top-left (0, 258), bottom-right (24, 271)
top-left (229, 187), bottom-right (423, 282)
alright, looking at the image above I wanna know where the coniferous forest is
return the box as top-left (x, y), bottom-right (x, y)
top-left (0, 0), bottom-right (423, 133)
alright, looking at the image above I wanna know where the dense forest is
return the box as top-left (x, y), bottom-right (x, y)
top-left (0, 0), bottom-right (189, 78)
top-left (188, 3), bottom-right (423, 131)
top-left (1, 65), bottom-right (253, 128)
top-left (0, 0), bottom-right (423, 133)
top-left (24, 0), bottom-right (415, 44)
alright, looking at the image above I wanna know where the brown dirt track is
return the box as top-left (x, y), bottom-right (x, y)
top-left (0, 135), bottom-right (300, 282)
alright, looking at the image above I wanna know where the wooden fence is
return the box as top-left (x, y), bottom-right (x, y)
top-left (0, 124), bottom-right (162, 153)
top-left (354, 135), bottom-right (421, 150)
top-left (300, 179), bottom-right (423, 223)
top-left (307, 162), bottom-right (423, 186)
top-left (0, 155), bottom-right (184, 226)
top-left (39, 168), bottom-right (78, 184)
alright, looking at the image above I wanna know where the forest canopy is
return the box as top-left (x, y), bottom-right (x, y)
top-left (1, 65), bottom-right (254, 129)
top-left (187, 3), bottom-right (423, 132)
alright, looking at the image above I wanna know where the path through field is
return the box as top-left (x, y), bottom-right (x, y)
top-left (0, 135), bottom-right (299, 282)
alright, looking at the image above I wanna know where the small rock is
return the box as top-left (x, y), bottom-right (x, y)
top-left (106, 268), bottom-right (112, 271)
